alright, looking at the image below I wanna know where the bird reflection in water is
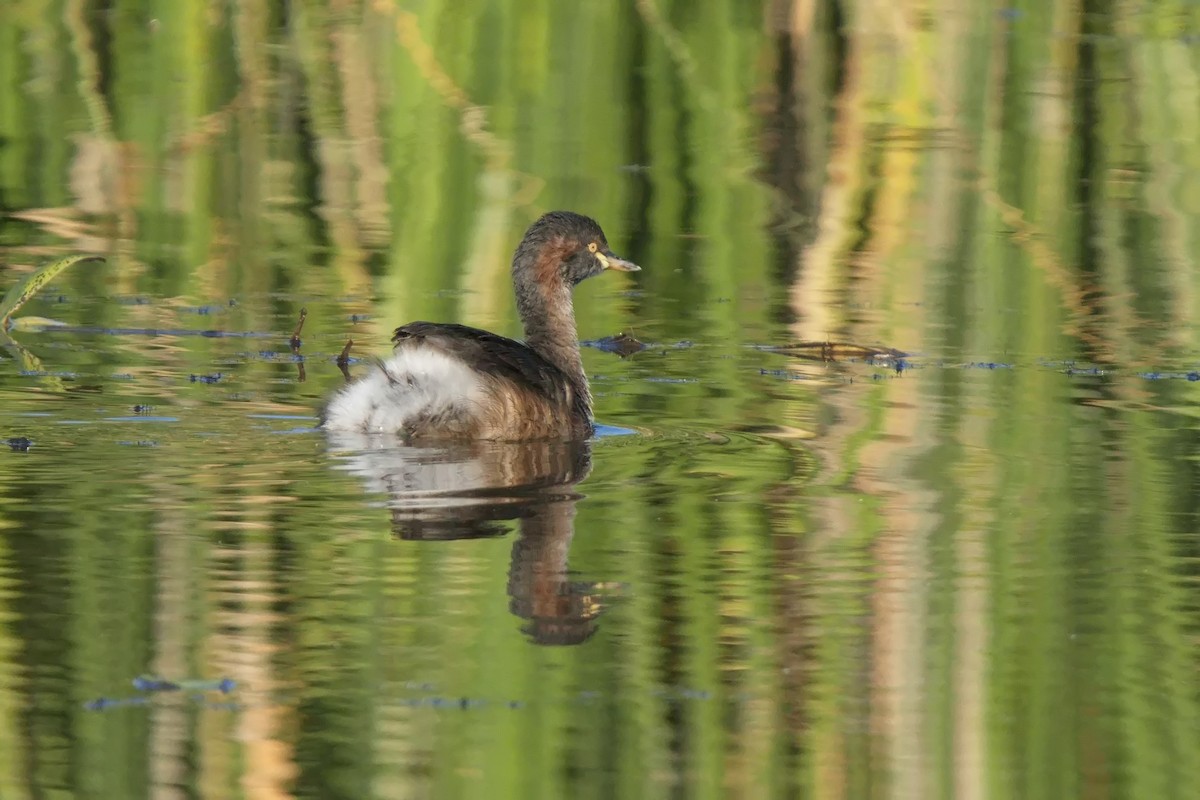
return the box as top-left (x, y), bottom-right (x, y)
top-left (325, 432), bottom-right (610, 645)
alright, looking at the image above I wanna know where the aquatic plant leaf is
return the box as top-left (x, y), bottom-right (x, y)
top-left (5, 316), bottom-right (71, 333)
top-left (0, 330), bottom-right (47, 376)
top-left (0, 255), bottom-right (103, 327)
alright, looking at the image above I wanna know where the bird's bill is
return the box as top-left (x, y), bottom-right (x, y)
top-left (597, 251), bottom-right (640, 272)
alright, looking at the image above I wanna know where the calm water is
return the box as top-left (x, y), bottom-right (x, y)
top-left (2, 2), bottom-right (1199, 799)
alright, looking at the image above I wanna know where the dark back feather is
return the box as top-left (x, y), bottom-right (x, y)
top-left (392, 322), bottom-right (592, 423)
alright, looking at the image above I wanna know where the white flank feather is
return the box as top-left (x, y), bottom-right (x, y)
top-left (321, 348), bottom-right (485, 433)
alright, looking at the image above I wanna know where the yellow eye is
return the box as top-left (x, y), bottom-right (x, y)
top-left (587, 242), bottom-right (598, 253)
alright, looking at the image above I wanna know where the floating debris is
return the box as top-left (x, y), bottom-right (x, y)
top-left (584, 332), bottom-right (646, 357)
top-left (402, 682), bottom-right (436, 692)
top-left (132, 675), bottom-right (236, 693)
top-left (184, 304), bottom-right (227, 316)
top-left (388, 695), bottom-right (510, 710)
top-left (132, 676), bottom-right (180, 692)
top-left (379, 683), bottom-right (727, 713)
top-left (189, 373), bottom-right (224, 384)
top-left (770, 341), bottom-right (908, 363)
top-left (83, 694), bottom-right (238, 712)
top-left (83, 696), bottom-right (149, 712)
top-left (18, 370), bottom-right (78, 378)
top-left (82, 674), bottom-right (236, 712)
top-left (6, 436), bottom-right (33, 452)
top-left (759, 368), bottom-right (808, 381)
top-left (1137, 371), bottom-right (1200, 382)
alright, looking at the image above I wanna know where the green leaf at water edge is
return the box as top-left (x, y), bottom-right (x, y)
top-left (5, 316), bottom-right (71, 333)
top-left (0, 255), bottom-right (104, 328)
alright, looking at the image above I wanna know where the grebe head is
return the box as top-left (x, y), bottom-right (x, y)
top-left (513, 211), bottom-right (639, 289)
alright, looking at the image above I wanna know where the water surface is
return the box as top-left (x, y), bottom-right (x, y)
top-left (1, 2), bottom-right (1199, 798)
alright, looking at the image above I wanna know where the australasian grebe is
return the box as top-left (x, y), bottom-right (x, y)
top-left (320, 211), bottom-right (639, 440)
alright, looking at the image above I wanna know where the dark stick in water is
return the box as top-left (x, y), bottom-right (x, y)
top-left (290, 308), bottom-right (308, 383)
top-left (289, 307), bottom-right (307, 352)
top-left (337, 339), bottom-right (354, 381)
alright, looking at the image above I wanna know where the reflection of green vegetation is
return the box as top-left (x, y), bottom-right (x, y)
top-left (0, 0), bottom-right (1198, 798)
top-left (805, 1), bottom-right (1200, 797)
top-left (1, 255), bottom-right (105, 393)
top-left (1, 255), bottom-right (102, 325)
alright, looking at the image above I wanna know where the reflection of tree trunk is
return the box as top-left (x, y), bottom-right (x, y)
top-left (332, 15), bottom-right (392, 247)
top-left (788, 5), bottom-right (858, 344)
top-left (954, 517), bottom-right (987, 800)
top-left (764, 0), bottom-right (837, 232)
top-left (0, 527), bottom-right (29, 795)
top-left (870, 478), bottom-right (929, 800)
top-left (460, 179), bottom-right (516, 325)
top-left (775, 3), bottom-right (956, 794)
top-left (148, 496), bottom-right (192, 800)
top-left (1070, 5), bottom-right (1134, 369)
top-left (770, 3), bottom-right (869, 792)
top-left (763, 1), bottom-right (809, 235)
top-left (770, 509), bottom-right (811, 787)
top-left (64, 0), bottom-right (137, 253)
top-left (163, 462), bottom-right (298, 800)
top-left (202, 479), bottom-right (297, 800)
top-left (291, 2), bottom-right (370, 292)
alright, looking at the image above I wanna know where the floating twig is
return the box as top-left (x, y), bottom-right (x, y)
top-left (337, 339), bottom-right (354, 381)
top-left (289, 307), bottom-right (308, 352)
top-left (775, 341), bottom-right (907, 363)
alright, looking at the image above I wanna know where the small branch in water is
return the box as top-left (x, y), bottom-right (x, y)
top-left (337, 339), bottom-right (354, 381)
top-left (289, 307), bottom-right (307, 352)
top-left (289, 307), bottom-right (308, 383)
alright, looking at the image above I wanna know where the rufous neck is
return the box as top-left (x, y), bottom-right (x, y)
top-left (514, 272), bottom-right (590, 409)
